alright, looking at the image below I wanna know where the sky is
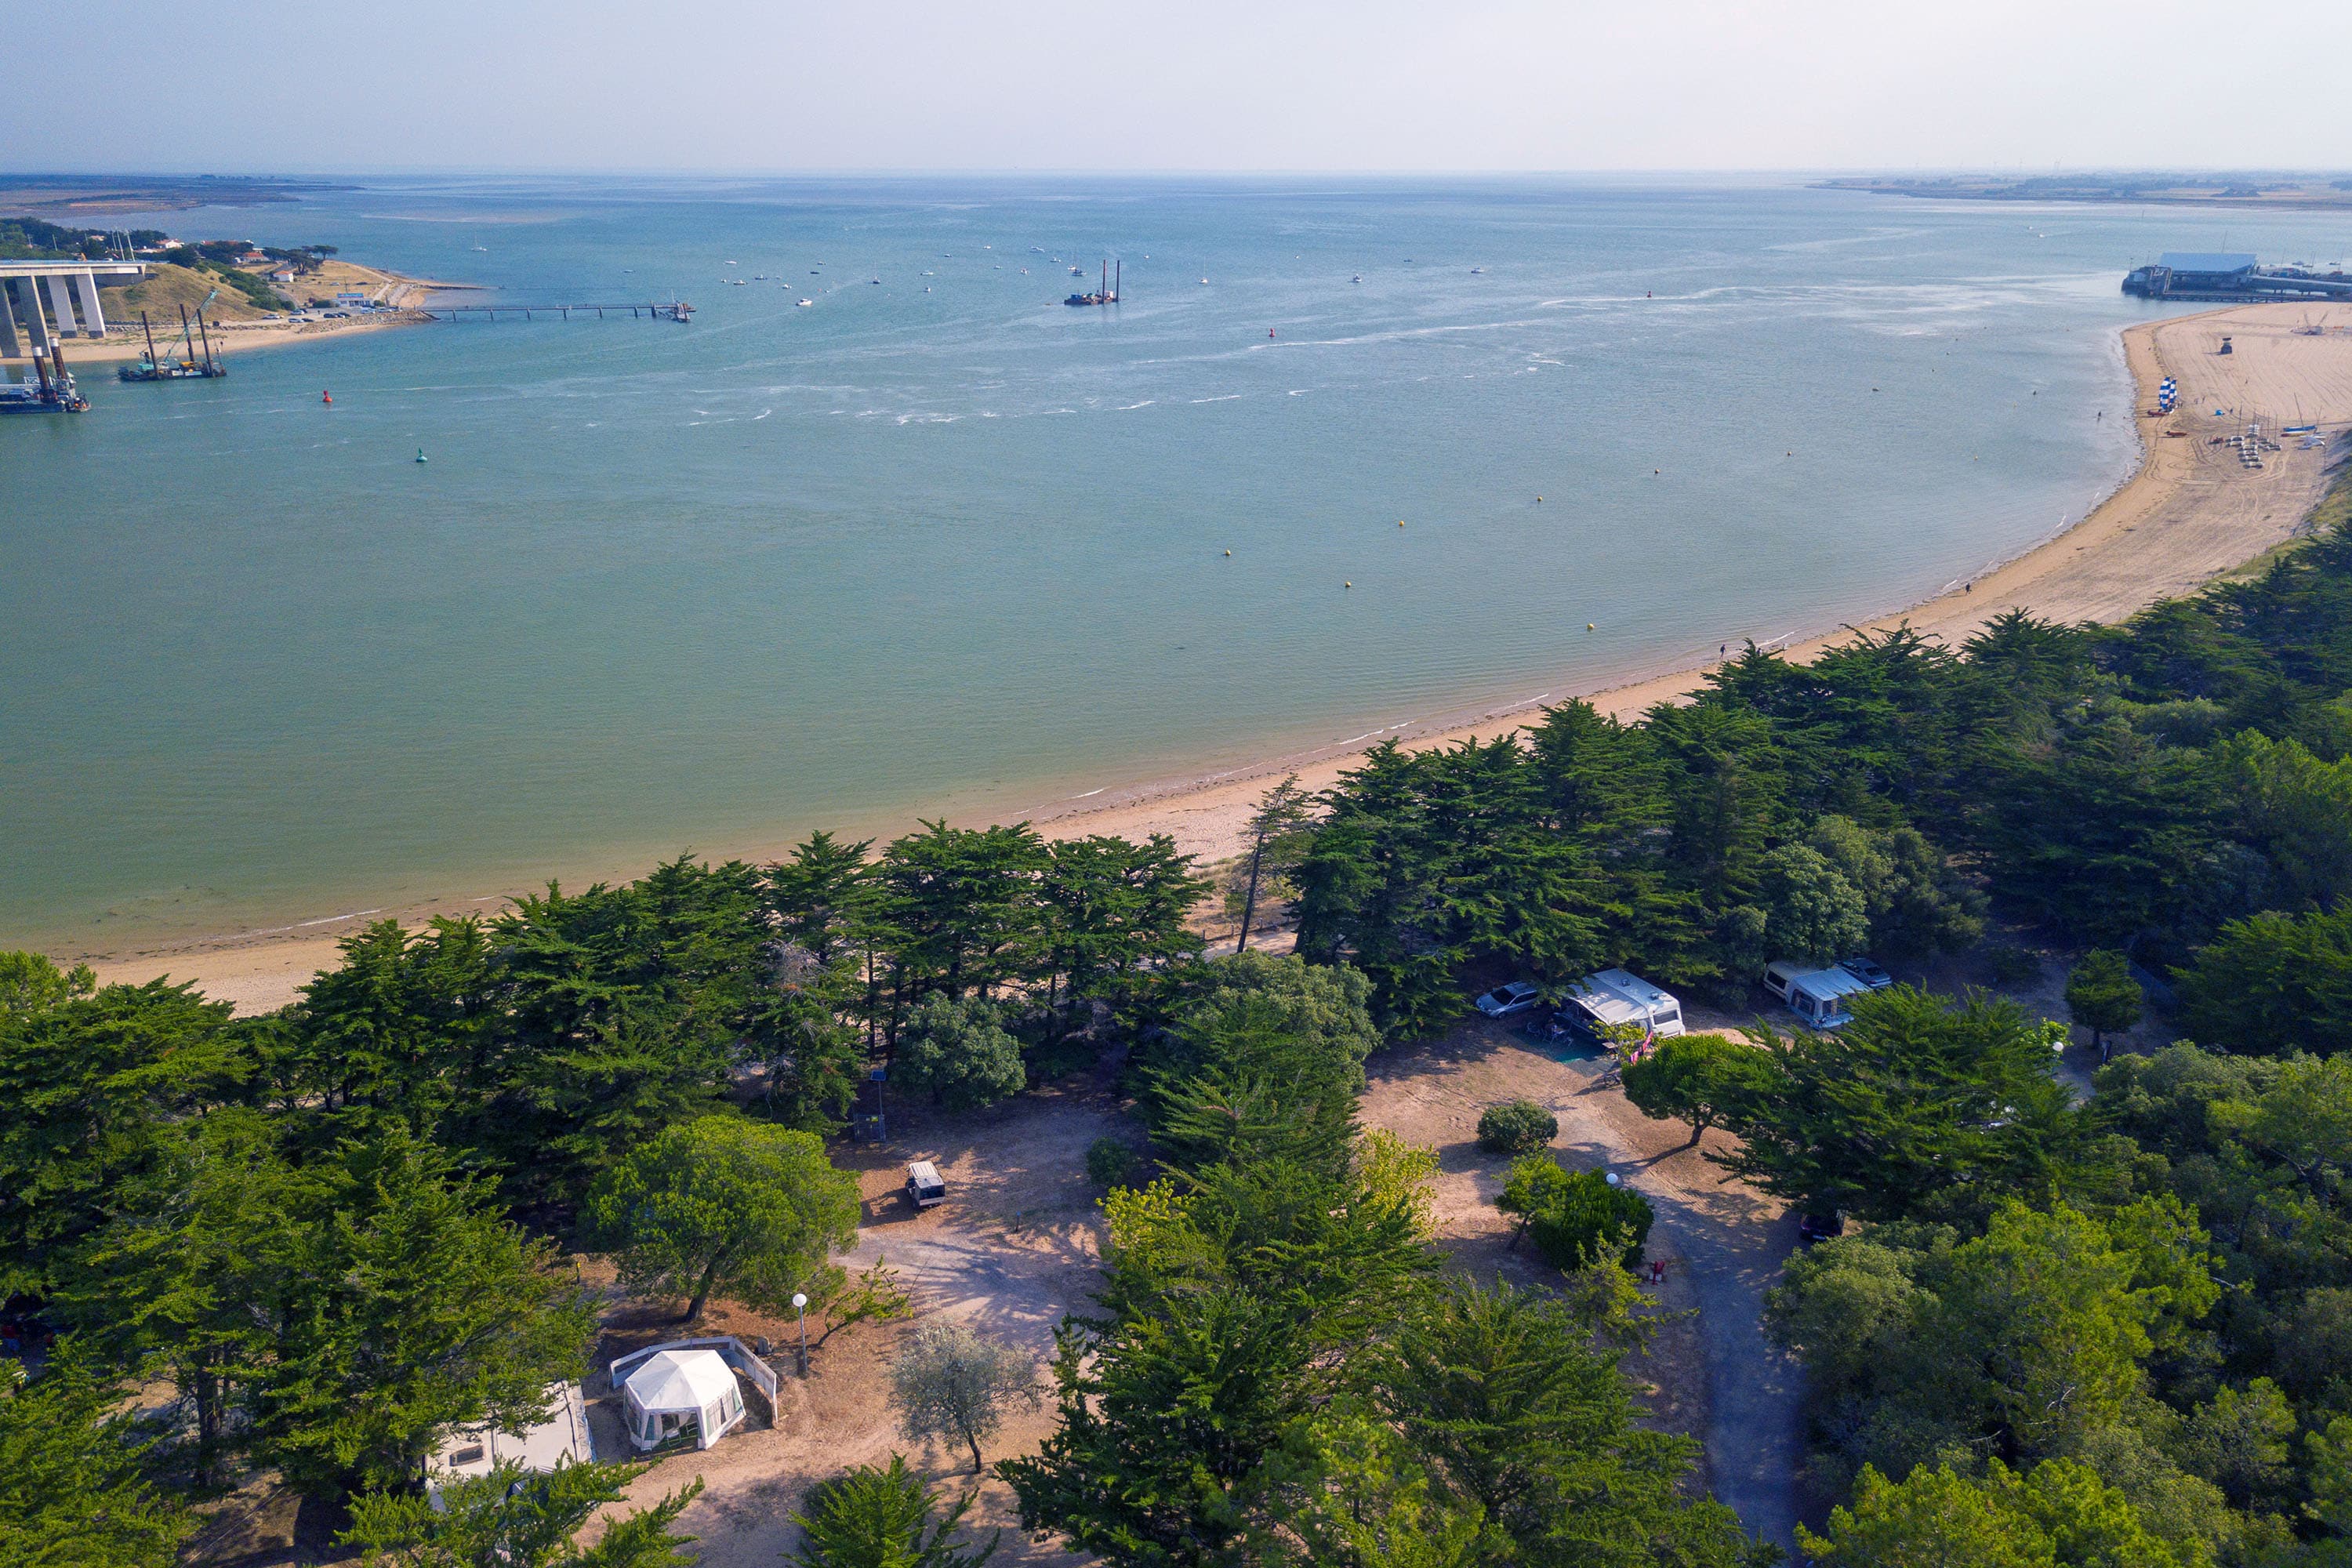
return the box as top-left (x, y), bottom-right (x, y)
top-left (13, 0), bottom-right (2346, 174)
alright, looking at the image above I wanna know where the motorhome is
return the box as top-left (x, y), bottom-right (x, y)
top-left (1557, 968), bottom-right (1685, 1042)
top-left (1762, 961), bottom-right (1872, 1029)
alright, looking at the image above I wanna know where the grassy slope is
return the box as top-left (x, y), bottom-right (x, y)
top-left (99, 261), bottom-right (278, 326)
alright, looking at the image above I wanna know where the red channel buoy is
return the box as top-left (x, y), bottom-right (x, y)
top-left (321, 390), bottom-right (332, 404)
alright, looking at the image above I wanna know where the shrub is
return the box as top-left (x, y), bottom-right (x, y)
top-left (1497, 1156), bottom-right (1654, 1271)
top-left (1085, 1136), bottom-right (1140, 1187)
top-left (1984, 942), bottom-right (2042, 985)
top-left (1475, 1098), bottom-right (1558, 1156)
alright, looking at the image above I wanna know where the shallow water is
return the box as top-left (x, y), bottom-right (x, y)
top-left (5, 176), bottom-right (2342, 950)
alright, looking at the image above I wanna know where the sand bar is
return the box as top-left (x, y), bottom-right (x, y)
top-left (80, 302), bottom-right (2352, 1013)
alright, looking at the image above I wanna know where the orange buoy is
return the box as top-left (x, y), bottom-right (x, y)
top-left (1269, 328), bottom-right (1276, 338)
top-left (322, 390), bottom-right (332, 404)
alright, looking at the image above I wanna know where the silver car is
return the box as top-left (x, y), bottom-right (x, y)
top-left (1475, 982), bottom-right (1542, 1018)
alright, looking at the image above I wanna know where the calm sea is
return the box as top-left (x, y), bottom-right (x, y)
top-left (5, 176), bottom-right (2344, 953)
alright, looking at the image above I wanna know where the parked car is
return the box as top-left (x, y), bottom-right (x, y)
top-left (1838, 956), bottom-right (1893, 989)
top-left (1798, 1210), bottom-right (1846, 1246)
top-left (1475, 981), bottom-right (1543, 1018)
top-left (904, 1161), bottom-right (946, 1209)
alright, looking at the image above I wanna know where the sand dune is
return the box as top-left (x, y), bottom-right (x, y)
top-left (83, 303), bottom-right (2352, 1013)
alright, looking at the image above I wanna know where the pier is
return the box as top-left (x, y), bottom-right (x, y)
top-left (423, 301), bottom-right (694, 322)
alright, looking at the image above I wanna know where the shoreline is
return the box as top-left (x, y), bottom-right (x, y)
top-left (77, 300), bottom-right (2352, 1013)
top-left (56, 262), bottom-right (479, 365)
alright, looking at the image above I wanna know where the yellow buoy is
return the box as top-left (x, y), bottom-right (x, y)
top-left (1397, 520), bottom-right (1406, 527)
top-left (1586, 622), bottom-right (1595, 631)
top-left (1345, 581), bottom-right (1353, 589)
top-left (1224, 550), bottom-right (1231, 556)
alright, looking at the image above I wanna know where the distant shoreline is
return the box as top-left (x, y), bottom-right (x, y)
top-left (1817, 175), bottom-right (2352, 212)
top-left (77, 300), bottom-right (2352, 1013)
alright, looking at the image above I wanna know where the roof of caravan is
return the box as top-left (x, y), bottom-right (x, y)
top-left (1787, 966), bottom-right (1873, 1004)
top-left (1566, 968), bottom-right (1679, 1021)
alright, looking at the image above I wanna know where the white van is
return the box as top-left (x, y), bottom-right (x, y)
top-left (905, 1161), bottom-right (946, 1209)
top-left (1762, 961), bottom-right (1871, 1029)
top-left (1559, 968), bottom-right (1686, 1041)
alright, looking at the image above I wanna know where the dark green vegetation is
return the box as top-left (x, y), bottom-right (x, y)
top-left (1614, 958), bottom-right (2352, 1563)
top-left (1475, 1097), bottom-right (1558, 1156)
top-left (1003, 974), bottom-right (1773, 1567)
top-left (0, 820), bottom-right (1206, 1559)
top-left (789, 1454), bottom-right (997, 1567)
top-left (0, 215), bottom-right (168, 259)
top-left (1295, 521), bottom-right (2352, 1033)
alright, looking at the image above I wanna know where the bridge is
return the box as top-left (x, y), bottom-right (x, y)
top-left (1, 259), bottom-right (147, 413)
top-left (1, 259), bottom-right (147, 358)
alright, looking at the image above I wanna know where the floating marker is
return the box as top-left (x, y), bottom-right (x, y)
top-left (1586, 622), bottom-right (1595, 631)
top-left (1345, 581), bottom-right (1352, 589)
top-left (415, 447), bottom-right (426, 463)
top-left (1223, 550), bottom-right (1231, 556)
top-left (321, 390), bottom-right (332, 404)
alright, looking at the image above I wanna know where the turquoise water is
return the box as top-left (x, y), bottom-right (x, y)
top-left (5, 177), bottom-right (2344, 952)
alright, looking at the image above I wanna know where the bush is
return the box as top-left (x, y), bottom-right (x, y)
top-left (1085, 1136), bottom-right (1140, 1187)
top-left (1475, 1098), bottom-right (1558, 1156)
top-left (1497, 1156), bottom-right (1653, 1271)
top-left (1984, 942), bottom-right (2042, 985)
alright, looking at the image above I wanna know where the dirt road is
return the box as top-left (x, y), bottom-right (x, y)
top-left (1358, 1019), bottom-right (1809, 1555)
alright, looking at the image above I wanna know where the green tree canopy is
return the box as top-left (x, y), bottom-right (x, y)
top-left (789, 1453), bottom-right (999, 1567)
top-left (0, 1341), bottom-right (191, 1568)
top-left (1621, 1033), bottom-right (1777, 1149)
top-left (2065, 950), bottom-right (2143, 1059)
top-left (583, 1114), bottom-right (859, 1323)
top-left (342, 1457), bottom-right (702, 1567)
top-left (892, 996), bottom-right (1026, 1110)
top-left (255, 1130), bottom-right (597, 1496)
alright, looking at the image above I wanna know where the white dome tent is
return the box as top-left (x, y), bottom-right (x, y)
top-left (615, 1346), bottom-right (748, 1452)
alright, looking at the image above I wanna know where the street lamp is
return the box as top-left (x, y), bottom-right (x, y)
top-left (792, 1292), bottom-right (809, 1377)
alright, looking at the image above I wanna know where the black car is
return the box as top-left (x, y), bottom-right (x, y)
top-left (1797, 1211), bottom-right (1846, 1245)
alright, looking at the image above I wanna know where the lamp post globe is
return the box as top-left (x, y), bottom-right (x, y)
top-left (792, 1294), bottom-right (811, 1376)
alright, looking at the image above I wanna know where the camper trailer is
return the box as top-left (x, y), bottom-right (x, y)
top-left (1556, 968), bottom-right (1685, 1043)
top-left (1762, 962), bottom-right (1872, 1029)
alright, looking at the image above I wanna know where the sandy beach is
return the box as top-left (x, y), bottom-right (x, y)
top-left (57, 259), bottom-right (474, 365)
top-left (80, 300), bottom-right (2352, 1013)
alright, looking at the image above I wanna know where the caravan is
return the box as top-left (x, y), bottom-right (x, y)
top-left (1556, 968), bottom-right (1685, 1044)
top-left (1762, 961), bottom-right (1872, 1029)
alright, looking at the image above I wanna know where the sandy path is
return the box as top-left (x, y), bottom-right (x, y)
top-left (1357, 1017), bottom-right (1808, 1553)
top-left (79, 303), bottom-right (2352, 1013)
top-left (591, 1090), bottom-right (1114, 1567)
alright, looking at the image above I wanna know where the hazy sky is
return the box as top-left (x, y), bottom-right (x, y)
top-left (14, 0), bottom-right (2343, 174)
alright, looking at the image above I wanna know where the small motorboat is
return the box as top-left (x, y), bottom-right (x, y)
top-left (1352, 274), bottom-right (1363, 284)
top-left (797, 298), bottom-right (814, 307)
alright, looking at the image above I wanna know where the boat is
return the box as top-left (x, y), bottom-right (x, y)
top-left (1070, 266), bottom-right (1084, 276)
top-left (118, 307), bottom-right (225, 382)
top-left (1470, 266), bottom-right (1484, 274)
top-left (1065, 259), bottom-right (1121, 307)
top-left (797, 298), bottom-right (814, 307)
top-left (1352, 274), bottom-right (1363, 284)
